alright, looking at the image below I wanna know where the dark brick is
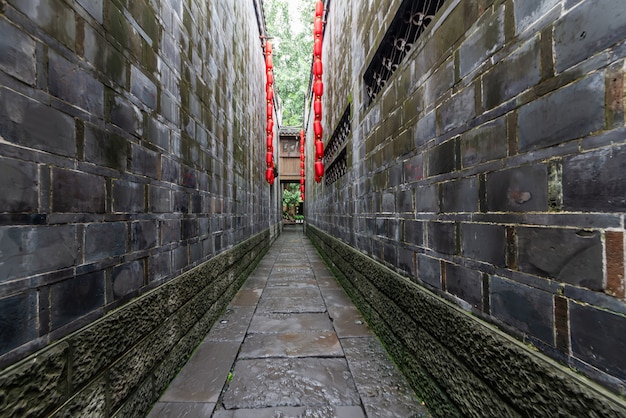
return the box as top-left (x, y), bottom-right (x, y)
top-left (417, 254), bottom-right (442, 288)
top-left (482, 36), bottom-right (541, 110)
top-left (49, 50), bottom-right (104, 117)
top-left (10, 0), bottom-right (76, 48)
top-left (148, 251), bottom-right (171, 283)
top-left (52, 168), bottom-right (105, 213)
top-left (461, 223), bottom-right (506, 266)
top-left (83, 25), bottom-right (126, 86)
top-left (486, 164), bottom-right (548, 212)
top-left (440, 177), bottom-right (479, 213)
top-left (514, 0), bottom-right (559, 34)
top-left (439, 86), bottom-right (475, 134)
top-left (517, 227), bottom-right (603, 290)
top-left (174, 190), bottom-right (189, 213)
top-left (416, 184), bottom-right (439, 212)
top-left (0, 157), bottom-right (38, 212)
top-left (0, 17), bottom-right (36, 84)
top-left (414, 111), bottom-right (436, 148)
top-left (518, 73), bottom-right (604, 151)
top-left (554, 0), bottom-right (626, 72)
top-left (111, 95), bottom-right (143, 137)
top-left (0, 292), bottom-right (38, 355)
top-left (382, 192), bottom-right (395, 213)
top-left (0, 87), bottom-right (75, 157)
top-left (76, 0), bottom-right (104, 23)
top-left (50, 271), bottom-right (105, 330)
top-left (459, 7), bottom-right (505, 77)
top-left (85, 222), bottom-right (126, 263)
top-left (149, 186), bottom-right (172, 213)
top-left (181, 218), bottom-right (197, 240)
top-left (112, 180), bottom-right (145, 213)
top-left (174, 245), bottom-right (188, 271)
top-left (445, 262), bottom-right (483, 310)
top-left (404, 154), bottom-right (424, 183)
top-left (404, 221), bottom-right (424, 247)
top-left (111, 260), bottom-right (144, 300)
top-left (131, 65), bottom-right (157, 109)
top-left (131, 145), bottom-right (158, 179)
top-left (428, 222), bottom-right (456, 255)
top-left (491, 276), bottom-right (554, 344)
top-left (424, 58), bottom-right (454, 105)
top-left (563, 144), bottom-right (626, 211)
top-left (606, 231), bottom-right (625, 298)
top-left (429, 139), bottom-right (458, 176)
top-left (161, 157), bottom-right (180, 183)
top-left (148, 118), bottom-right (170, 151)
top-left (461, 116), bottom-right (507, 168)
top-left (554, 295), bottom-right (569, 351)
top-left (84, 125), bottom-right (129, 172)
top-left (0, 225), bottom-right (77, 281)
top-left (570, 302), bottom-right (626, 379)
top-left (160, 220), bottom-right (181, 245)
top-left (131, 221), bottom-right (157, 252)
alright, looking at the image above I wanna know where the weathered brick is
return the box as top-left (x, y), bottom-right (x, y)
top-left (111, 95), bottom-right (143, 137)
top-left (148, 118), bottom-right (170, 151)
top-left (415, 184), bottom-right (439, 213)
top-left (397, 189), bottom-right (413, 213)
top-left (517, 227), bottom-right (603, 290)
top-left (9, 0), bottom-right (76, 49)
top-left (52, 168), bottom-right (105, 213)
top-left (491, 276), bottom-right (554, 344)
top-left (461, 116), bottom-right (507, 168)
top-left (83, 25), bottom-right (127, 86)
top-left (424, 58), bottom-right (454, 105)
top-left (562, 144), bottom-right (626, 211)
top-left (605, 231), bottom-right (625, 298)
top-left (382, 192), bottom-right (395, 213)
top-left (440, 177), bottom-right (479, 213)
top-left (131, 144), bottom-right (158, 179)
top-left (112, 179), bottom-right (145, 213)
top-left (459, 6), bottom-right (505, 77)
top-left (49, 50), bottom-right (104, 117)
top-left (131, 65), bottom-right (157, 109)
top-left (148, 251), bottom-right (172, 283)
top-left (85, 222), bottom-right (126, 263)
top-left (429, 138), bottom-right (458, 176)
top-left (403, 154), bottom-right (424, 183)
top-left (570, 302), bottom-right (626, 379)
top-left (428, 222), bottom-right (456, 255)
top-left (482, 35), bottom-right (541, 111)
top-left (0, 157), bottom-right (38, 212)
top-left (518, 73), bottom-right (604, 151)
top-left (554, 0), bottom-right (626, 72)
top-left (111, 260), bottom-right (144, 300)
top-left (417, 254), bottom-right (442, 288)
top-left (0, 225), bottom-right (78, 281)
top-left (439, 86), bottom-right (475, 134)
top-left (445, 262), bottom-right (483, 310)
top-left (160, 219), bottom-right (181, 245)
top-left (76, 0), bottom-right (104, 23)
top-left (404, 220), bottom-right (424, 247)
top-left (486, 164), bottom-right (548, 212)
top-left (461, 223), bottom-right (506, 266)
top-left (0, 17), bottom-right (36, 85)
top-left (0, 292), bottom-right (38, 355)
top-left (49, 271), bottom-right (105, 330)
top-left (84, 125), bottom-right (128, 171)
top-left (130, 220), bottom-right (157, 252)
top-left (414, 111), bottom-right (436, 148)
top-left (514, 0), bottom-right (560, 34)
top-left (0, 87), bottom-right (76, 157)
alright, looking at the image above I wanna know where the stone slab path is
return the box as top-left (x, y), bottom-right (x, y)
top-left (148, 225), bottom-right (430, 417)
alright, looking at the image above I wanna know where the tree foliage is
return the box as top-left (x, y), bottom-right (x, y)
top-left (282, 183), bottom-right (301, 208)
top-left (264, 0), bottom-right (314, 127)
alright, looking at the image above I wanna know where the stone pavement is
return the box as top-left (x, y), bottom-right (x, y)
top-left (148, 225), bottom-right (430, 417)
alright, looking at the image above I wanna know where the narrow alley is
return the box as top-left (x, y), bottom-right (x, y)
top-left (148, 225), bottom-right (429, 417)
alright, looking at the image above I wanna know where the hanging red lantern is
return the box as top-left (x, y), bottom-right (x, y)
top-left (300, 184), bottom-right (305, 193)
top-left (267, 104), bottom-right (273, 117)
top-left (314, 18), bottom-right (323, 37)
top-left (313, 59), bottom-right (323, 76)
top-left (266, 151), bottom-right (273, 165)
top-left (314, 38), bottom-right (323, 57)
top-left (300, 145), bottom-right (305, 154)
top-left (266, 41), bottom-right (273, 55)
top-left (300, 153), bottom-right (305, 161)
top-left (314, 80), bottom-right (324, 97)
top-left (300, 161), bottom-right (305, 169)
top-left (315, 141), bottom-right (324, 159)
top-left (301, 193), bottom-right (305, 200)
top-left (314, 100), bottom-right (322, 118)
top-left (314, 120), bottom-right (323, 136)
top-left (267, 136), bottom-right (273, 148)
top-left (267, 123), bottom-right (273, 135)
top-left (315, 1), bottom-right (324, 18)
top-left (266, 55), bottom-right (273, 69)
top-left (266, 167), bottom-right (274, 183)
top-left (315, 161), bottom-right (324, 177)
top-left (300, 170), bottom-right (305, 177)
top-left (267, 71), bottom-right (274, 85)
top-left (266, 86), bottom-right (274, 101)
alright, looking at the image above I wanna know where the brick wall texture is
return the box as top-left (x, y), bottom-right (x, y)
top-left (305, 0), bottom-right (626, 413)
top-left (0, 0), bottom-right (278, 416)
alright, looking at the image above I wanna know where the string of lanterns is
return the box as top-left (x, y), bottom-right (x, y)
top-left (313, 0), bottom-right (325, 183)
top-left (265, 40), bottom-right (276, 185)
top-left (300, 129), bottom-right (305, 201)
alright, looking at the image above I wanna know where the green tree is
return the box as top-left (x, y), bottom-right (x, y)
top-left (264, 0), bottom-right (314, 126)
top-left (282, 183), bottom-right (301, 218)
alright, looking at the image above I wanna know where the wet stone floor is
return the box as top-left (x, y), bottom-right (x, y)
top-left (148, 225), bottom-right (430, 417)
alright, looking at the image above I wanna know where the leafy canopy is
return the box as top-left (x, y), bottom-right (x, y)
top-left (264, 0), bottom-right (314, 127)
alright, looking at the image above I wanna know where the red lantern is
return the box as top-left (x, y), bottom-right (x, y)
top-left (314, 100), bottom-right (322, 118)
top-left (267, 104), bottom-right (273, 117)
top-left (315, 0), bottom-right (324, 18)
top-left (300, 170), bottom-right (305, 177)
top-left (300, 129), bottom-right (305, 141)
top-left (313, 59), bottom-right (323, 76)
top-left (267, 135), bottom-right (273, 147)
top-left (300, 153), bottom-right (305, 161)
top-left (314, 38), bottom-right (323, 57)
top-left (314, 121), bottom-right (323, 136)
top-left (315, 176), bottom-right (322, 183)
top-left (266, 55), bottom-right (273, 69)
top-left (301, 193), bottom-right (305, 200)
top-left (315, 161), bottom-right (324, 177)
top-left (300, 184), bottom-right (305, 193)
top-left (266, 41), bottom-right (273, 55)
top-left (300, 145), bottom-right (305, 153)
top-left (267, 123), bottom-right (273, 135)
top-left (266, 151), bottom-right (273, 165)
top-left (300, 161), bottom-right (305, 169)
top-left (265, 168), bottom-right (274, 183)
top-left (315, 141), bottom-right (324, 159)
top-left (267, 71), bottom-right (274, 85)
top-left (266, 86), bottom-right (274, 101)
top-left (314, 80), bottom-right (324, 97)
top-left (314, 18), bottom-right (323, 37)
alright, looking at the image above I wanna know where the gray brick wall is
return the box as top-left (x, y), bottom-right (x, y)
top-left (0, 0), bottom-right (277, 414)
top-left (305, 0), bottom-right (626, 410)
